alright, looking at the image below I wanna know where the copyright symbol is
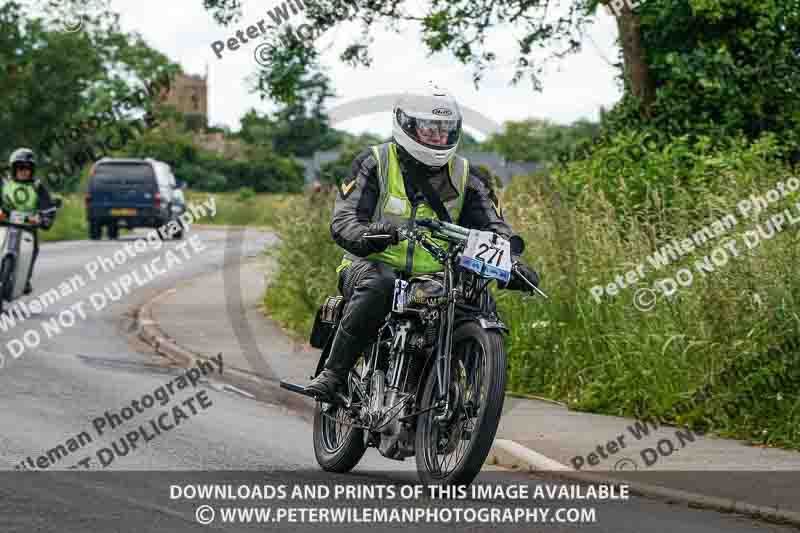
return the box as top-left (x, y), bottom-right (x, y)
top-left (61, 14), bottom-right (83, 33)
top-left (614, 458), bottom-right (638, 471)
top-left (195, 505), bottom-right (215, 525)
top-left (254, 43), bottom-right (271, 67)
top-left (633, 288), bottom-right (657, 312)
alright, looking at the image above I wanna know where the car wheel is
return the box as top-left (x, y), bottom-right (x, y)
top-left (89, 221), bottom-right (101, 240)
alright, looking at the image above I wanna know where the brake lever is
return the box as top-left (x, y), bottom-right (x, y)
top-left (512, 264), bottom-right (548, 299)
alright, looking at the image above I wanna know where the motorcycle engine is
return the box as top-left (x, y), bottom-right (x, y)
top-left (377, 316), bottom-right (440, 460)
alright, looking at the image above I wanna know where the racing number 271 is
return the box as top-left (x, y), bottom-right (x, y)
top-left (475, 244), bottom-right (504, 266)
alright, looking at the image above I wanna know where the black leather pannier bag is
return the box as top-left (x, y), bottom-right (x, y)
top-left (309, 296), bottom-right (345, 349)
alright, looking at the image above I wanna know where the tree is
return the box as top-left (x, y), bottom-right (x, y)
top-left (243, 31), bottom-right (341, 158)
top-left (202, 0), bottom-right (800, 151)
top-left (1, 0), bottom-right (179, 186)
top-left (202, 0), bottom-right (654, 115)
top-left (319, 132), bottom-right (384, 185)
top-left (482, 118), bottom-right (601, 162)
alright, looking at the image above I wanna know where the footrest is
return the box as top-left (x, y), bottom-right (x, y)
top-left (279, 380), bottom-right (319, 398)
top-left (279, 380), bottom-right (350, 407)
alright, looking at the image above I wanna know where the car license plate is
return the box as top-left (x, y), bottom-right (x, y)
top-left (110, 208), bottom-right (136, 216)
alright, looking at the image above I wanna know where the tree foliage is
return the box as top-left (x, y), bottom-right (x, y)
top-left (0, 0), bottom-right (178, 182)
top-left (482, 118), bottom-right (601, 162)
top-left (606, 0), bottom-right (800, 148)
top-left (124, 123), bottom-right (306, 193)
top-left (202, 0), bottom-right (800, 158)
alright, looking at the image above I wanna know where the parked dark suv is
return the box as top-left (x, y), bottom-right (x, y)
top-left (85, 158), bottom-right (185, 240)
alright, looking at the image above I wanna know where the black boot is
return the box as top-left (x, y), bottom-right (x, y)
top-left (306, 325), bottom-right (363, 401)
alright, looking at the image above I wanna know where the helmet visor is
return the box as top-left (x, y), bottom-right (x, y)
top-left (396, 109), bottom-right (461, 150)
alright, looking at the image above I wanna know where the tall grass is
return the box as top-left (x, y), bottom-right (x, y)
top-left (39, 194), bottom-right (87, 242)
top-left (184, 190), bottom-right (296, 228)
top-left (498, 132), bottom-right (800, 447)
top-left (262, 193), bottom-right (342, 337)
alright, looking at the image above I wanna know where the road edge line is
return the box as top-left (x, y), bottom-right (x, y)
top-left (488, 438), bottom-right (800, 527)
top-left (133, 282), bottom-right (315, 419)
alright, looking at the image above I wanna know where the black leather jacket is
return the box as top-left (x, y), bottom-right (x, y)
top-left (331, 143), bottom-right (515, 258)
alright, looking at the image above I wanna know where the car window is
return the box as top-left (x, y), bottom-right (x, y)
top-left (92, 163), bottom-right (155, 188)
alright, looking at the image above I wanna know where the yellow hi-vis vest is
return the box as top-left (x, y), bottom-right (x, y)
top-left (338, 142), bottom-right (469, 275)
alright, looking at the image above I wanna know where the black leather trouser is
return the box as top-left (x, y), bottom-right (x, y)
top-left (324, 259), bottom-right (398, 373)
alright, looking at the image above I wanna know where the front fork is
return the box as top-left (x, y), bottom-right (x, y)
top-left (434, 267), bottom-right (457, 423)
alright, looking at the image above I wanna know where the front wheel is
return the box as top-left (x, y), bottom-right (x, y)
top-left (0, 256), bottom-right (15, 307)
top-left (415, 322), bottom-right (507, 485)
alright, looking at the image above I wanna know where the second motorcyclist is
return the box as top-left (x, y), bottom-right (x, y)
top-left (3, 148), bottom-right (56, 295)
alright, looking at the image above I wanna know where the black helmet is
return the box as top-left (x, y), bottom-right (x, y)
top-left (9, 148), bottom-right (36, 180)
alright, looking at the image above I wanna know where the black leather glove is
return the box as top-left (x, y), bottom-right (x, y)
top-left (40, 216), bottom-right (54, 230)
top-left (502, 261), bottom-right (540, 292)
top-left (363, 222), bottom-right (399, 253)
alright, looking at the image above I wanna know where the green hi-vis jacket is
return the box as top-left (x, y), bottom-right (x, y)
top-left (332, 142), bottom-right (514, 276)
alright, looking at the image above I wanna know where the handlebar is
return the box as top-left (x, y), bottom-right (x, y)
top-left (363, 220), bottom-right (547, 298)
top-left (0, 206), bottom-right (59, 227)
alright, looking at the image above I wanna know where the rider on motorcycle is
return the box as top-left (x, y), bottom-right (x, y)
top-left (306, 84), bottom-right (540, 400)
top-left (3, 148), bottom-right (56, 295)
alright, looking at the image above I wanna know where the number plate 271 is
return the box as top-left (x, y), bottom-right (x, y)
top-left (459, 230), bottom-right (512, 283)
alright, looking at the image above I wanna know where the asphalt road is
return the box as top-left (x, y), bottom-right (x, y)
top-left (0, 228), bottom-right (794, 533)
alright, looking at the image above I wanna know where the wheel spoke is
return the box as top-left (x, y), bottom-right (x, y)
top-left (419, 336), bottom-right (492, 480)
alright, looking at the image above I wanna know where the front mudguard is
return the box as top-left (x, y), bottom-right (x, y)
top-left (455, 314), bottom-right (509, 334)
top-left (413, 315), bottom-right (507, 412)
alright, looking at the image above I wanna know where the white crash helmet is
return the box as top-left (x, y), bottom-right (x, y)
top-left (392, 84), bottom-right (463, 169)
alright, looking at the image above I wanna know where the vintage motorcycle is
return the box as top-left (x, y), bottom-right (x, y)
top-left (0, 201), bottom-right (61, 313)
top-left (281, 218), bottom-right (545, 485)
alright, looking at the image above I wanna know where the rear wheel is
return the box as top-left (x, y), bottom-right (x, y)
top-left (312, 370), bottom-right (367, 473)
top-left (415, 322), bottom-right (507, 485)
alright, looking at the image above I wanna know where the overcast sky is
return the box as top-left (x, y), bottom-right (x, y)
top-left (106, 0), bottom-right (622, 140)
